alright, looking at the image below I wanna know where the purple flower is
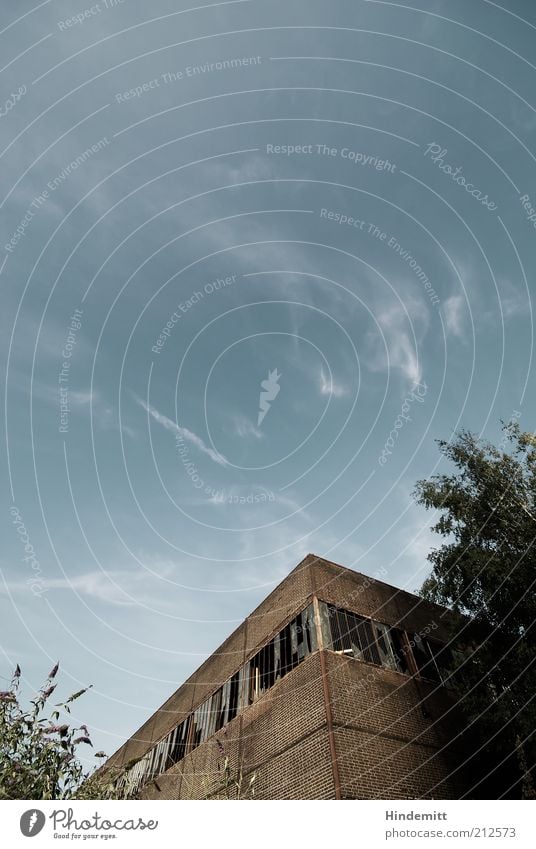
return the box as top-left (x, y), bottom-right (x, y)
top-left (48, 662), bottom-right (59, 679)
top-left (43, 724), bottom-right (69, 735)
top-left (73, 736), bottom-right (92, 746)
top-left (0, 691), bottom-right (15, 701)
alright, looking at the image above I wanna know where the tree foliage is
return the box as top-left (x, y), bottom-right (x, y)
top-left (0, 663), bottom-right (122, 800)
top-left (414, 423), bottom-right (536, 798)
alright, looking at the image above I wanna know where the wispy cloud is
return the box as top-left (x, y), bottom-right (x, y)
top-left (318, 367), bottom-right (349, 398)
top-left (366, 297), bottom-right (427, 385)
top-left (24, 383), bottom-right (136, 439)
top-left (70, 390), bottom-right (95, 406)
top-left (1, 565), bottom-right (171, 607)
top-left (231, 415), bottom-right (263, 440)
top-left (442, 294), bottom-right (465, 337)
top-left (135, 396), bottom-right (228, 466)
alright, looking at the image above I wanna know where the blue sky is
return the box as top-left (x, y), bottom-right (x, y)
top-left (1, 0), bottom-right (535, 764)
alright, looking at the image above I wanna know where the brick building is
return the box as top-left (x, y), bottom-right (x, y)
top-left (102, 554), bottom-right (470, 799)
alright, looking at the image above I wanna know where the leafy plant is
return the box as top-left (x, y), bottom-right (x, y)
top-left (0, 663), bottom-right (122, 800)
top-left (415, 423), bottom-right (536, 798)
top-left (203, 737), bottom-right (256, 800)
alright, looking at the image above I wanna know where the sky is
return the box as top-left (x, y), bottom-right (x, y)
top-left (1, 0), bottom-right (535, 765)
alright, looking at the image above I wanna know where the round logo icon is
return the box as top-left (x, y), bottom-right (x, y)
top-left (20, 810), bottom-right (46, 837)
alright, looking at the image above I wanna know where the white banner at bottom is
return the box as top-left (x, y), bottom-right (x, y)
top-left (2, 799), bottom-right (534, 849)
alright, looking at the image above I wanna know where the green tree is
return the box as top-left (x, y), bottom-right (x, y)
top-left (414, 423), bottom-right (536, 798)
top-left (0, 663), bottom-right (122, 800)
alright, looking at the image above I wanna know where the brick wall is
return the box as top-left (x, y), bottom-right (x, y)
top-left (106, 555), bottom-right (315, 774)
top-left (139, 651), bottom-right (333, 799)
top-left (323, 651), bottom-right (465, 799)
top-left (103, 554), bottom-right (469, 799)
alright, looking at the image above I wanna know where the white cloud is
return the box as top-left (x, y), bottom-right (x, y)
top-left (318, 366), bottom-right (349, 398)
top-left (24, 383), bottom-right (135, 439)
top-left (70, 390), bottom-right (95, 406)
top-left (370, 300), bottom-right (425, 385)
top-left (45, 571), bottom-right (139, 606)
top-left (1, 562), bottom-right (176, 607)
top-left (135, 395), bottom-right (228, 466)
top-left (442, 294), bottom-right (465, 337)
top-left (231, 415), bottom-right (263, 440)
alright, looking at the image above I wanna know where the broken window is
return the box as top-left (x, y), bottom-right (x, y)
top-left (273, 634), bottom-right (282, 682)
top-left (126, 755), bottom-right (146, 796)
top-left (154, 738), bottom-right (167, 776)
top-left (411, 633), bottom-right (441, 681)
top-left (192, 706), bottom-right (203, 748)
top-left (372, 622), bottom-right (410, 674)
top-left (323, 604), bottom-right (381, 665)
top-left (248, 653), bottom-right (260, 702)
top-left (209, 693), bottom-right (218, 735)
top-left (200, 696), bottom-right (212, 742)
top-left (145, 748), bottom-right (154, 781)
top-left (337, 608), bottom-right (354, 655)
top-left (319, 601), bottom-right (459, 682)
top-left (279, 623), bottom-right (292, 676)
top-left (164, 727), bottom-right (177, 771)
top-left (228, 671), bottom-right (240, 721)
top-left (238, 661), bottom-right (251, 710)
top-left (346, 611), bottom-right (365, 661)
top-left (296, 611), bottom-right (307, 661)
top-left (121, 602), bottom-right (321, 795)
top-left (290, 619), bottom-right (299, 669)
top-left (411, 636), bottom-right (454, 684)
top-left (122, 600), bottom-right (457, 798)
top-left (217, 679), bottom-right (231, 729)
top-left (357, 615), bottom-right (381, 665)
top-left (317, 600), bottom-right (332, 648)
top-left (326, 604), bottom-right (344, 652)
top-left (258, 644), bottom-right (269, 694)
top-left (374, 621), bottom-right (398, 670)
top-left (388, 627), bottom-right (411, 674)
top-left (140, 752), bottom-right (151, 786)
top-left (302, 604), bottom-right (318, 653)
top-left (169, 715), bottom-right (190, 764)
